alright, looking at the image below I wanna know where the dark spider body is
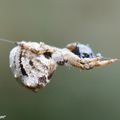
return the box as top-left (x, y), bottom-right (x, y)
top-left (67, 43), bottom-right (95, 58)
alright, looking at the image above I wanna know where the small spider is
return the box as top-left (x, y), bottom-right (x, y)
top-left (9, 41), bottom-right (117, 91)
top-left (0, 38), bottom-right (117, 91)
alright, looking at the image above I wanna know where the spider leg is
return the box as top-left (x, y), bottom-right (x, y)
top-left (80, 57), bottom-right (102, 63)
top-left (81, 58), bottom-right (117, 70)
top-left (63, 51), bottom-right (102, 69)
top-left (63, 50), bottom-right (117, 69)
top-left (17, 41), bottom-right (56, 55)
top-left (92, 59), bottom-right (117, 67)
top-left (77, 58), bottom-right (117, 70)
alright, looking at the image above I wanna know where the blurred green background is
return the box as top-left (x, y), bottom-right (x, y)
top-left (0, 0), bottom-right (120, 120)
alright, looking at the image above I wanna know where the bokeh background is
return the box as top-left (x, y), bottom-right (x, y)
top-left (0, 0), bottom-right (120, 120)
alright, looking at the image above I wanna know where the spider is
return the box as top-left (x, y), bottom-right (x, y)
top-left (9, 41), bottom-right (117, 91)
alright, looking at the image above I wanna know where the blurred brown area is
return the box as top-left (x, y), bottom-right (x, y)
top-left (0, 0), bottom-right (119, 120)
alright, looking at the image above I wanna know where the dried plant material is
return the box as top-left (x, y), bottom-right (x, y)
top-left (9, 41), bottom-right (117, 91)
